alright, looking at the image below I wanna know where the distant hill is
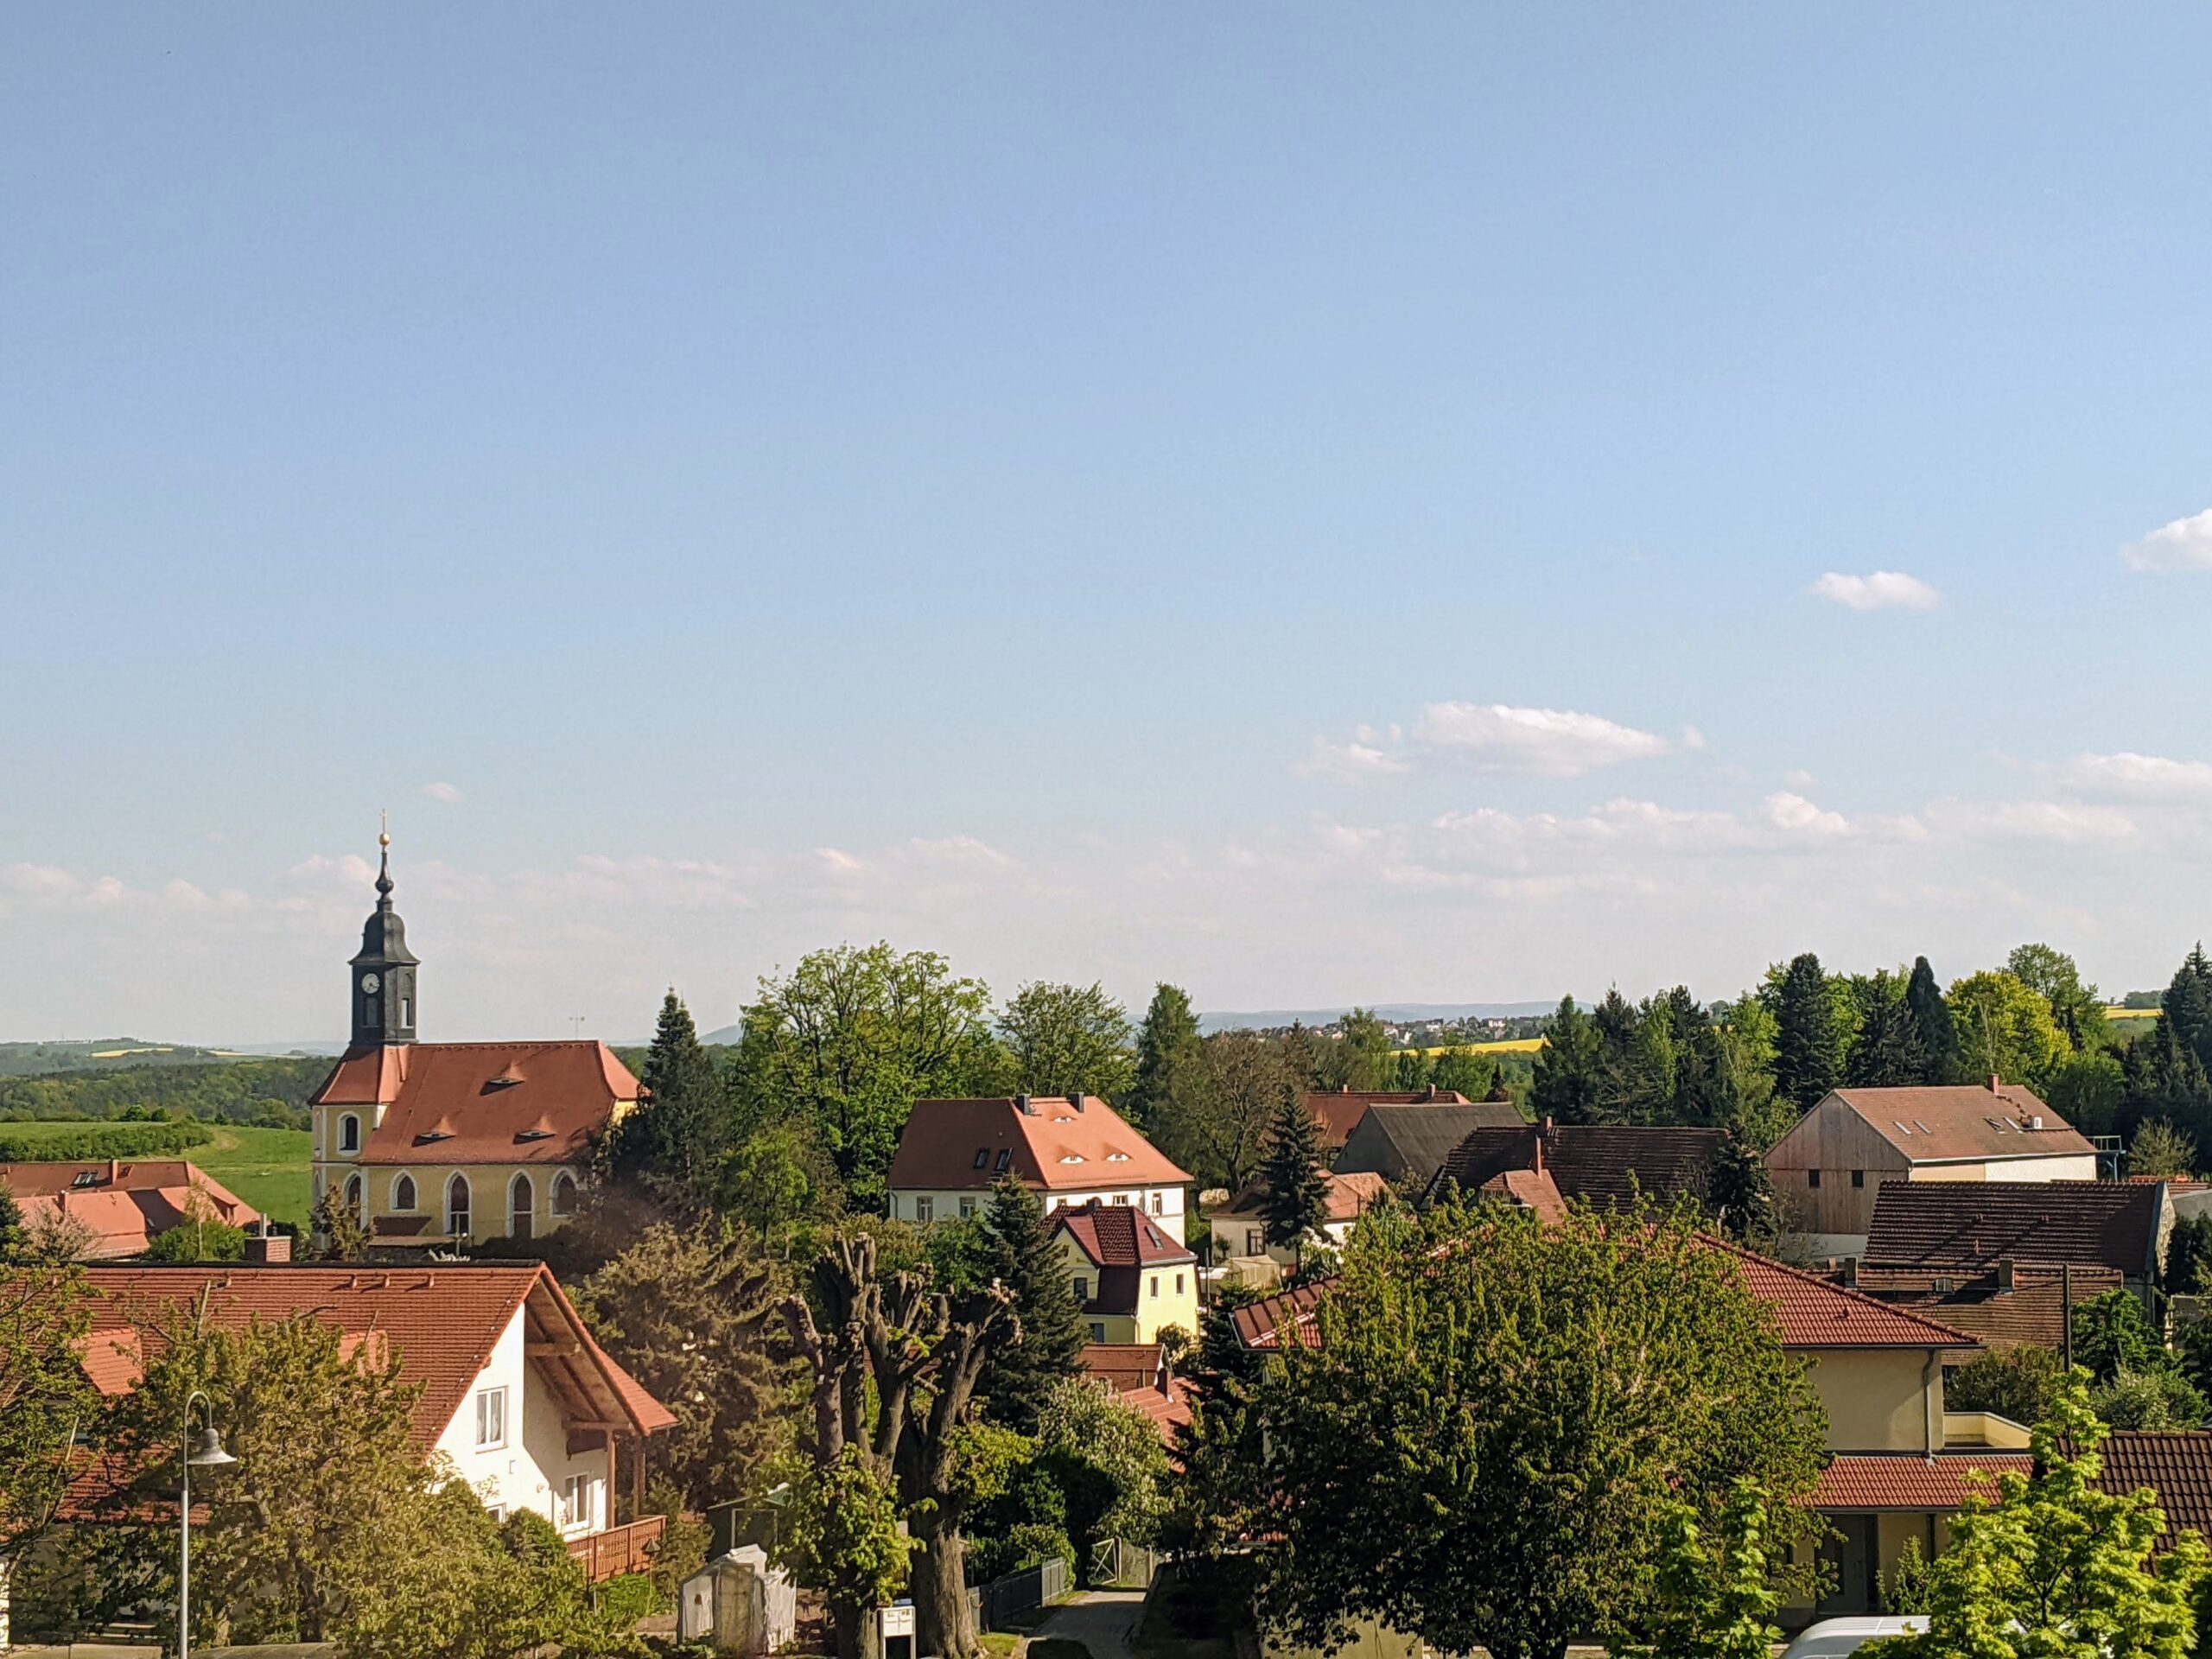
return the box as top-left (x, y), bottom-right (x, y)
top-left (0, 1039), bottom-right (256, 1078)
top-left (1198, 1001), bottom-right (1560, 1034)
top-left (699, 1025), bottom-right (746, 1046)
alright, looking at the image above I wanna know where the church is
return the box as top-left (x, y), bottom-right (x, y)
top-left (310, 834), bottom-right (642, 1248)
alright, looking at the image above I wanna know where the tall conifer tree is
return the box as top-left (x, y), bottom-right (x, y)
top-left (1126, 983), bottom-right (1205, 1135)
top-left (976, 1175), bottom-right (1087, 1433)
top-left (1904, 957), bottom-right (1958, 1084)
top-left (613, 990), bottom-right (731, 1198)
top-left (1772, 953), bottom-right (1840, 1112)
top-left (1257, 1089), bottom-right (1330, 1255)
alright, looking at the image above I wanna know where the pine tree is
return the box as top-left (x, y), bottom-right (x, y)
top-left (1257, 1088), bottom-right (1330, 1254)
top-left (0, 1183), bottom-right (23, 1262)
top-left (1126, 983), bottom-right (1205, 1135)
top-left (1530, 995), bottom-right (1604, 1124)
top-left (2164, 946), bottom-right (2212, 1074)
top-left (1772, 954), bottom-right (1840, 1112)
top-left (976, 1176), bottom-right (1088, 1433)
top-left (1904, 957), bottom-right (1956, 1084)
top-left (612, 990), bottom-right (731, 1198)
top-left (1844, 971), bottom-right (1926, 1088)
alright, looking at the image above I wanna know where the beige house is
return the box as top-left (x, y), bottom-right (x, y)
top-left (309, 840), bottom-right (640, 1248)
top-left (1051, 1198), bottom-right (1198, 1344)
top-left (1765, 1079), bottom-right (2098, 1256)
top-left (886, 1094), bottom-right (1191, 1231)
top-left (1207, 1170), bottom-right (1389, 1267)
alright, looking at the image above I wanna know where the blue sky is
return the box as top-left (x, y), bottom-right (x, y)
top-left (7, 5), bottom-right (2212, 1043)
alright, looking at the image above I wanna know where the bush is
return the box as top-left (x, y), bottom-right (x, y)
top-left (1946, 1346), bottom-right (2069, 1426)
top-left (597, 1572), bottom-right (659, 1627)
top-left (0, 1122), bottom-right (213, 1161)
top-left (2092, 1366), bottom-right (2208, 1430)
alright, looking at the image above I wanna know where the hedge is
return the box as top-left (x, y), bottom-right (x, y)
top-left (0, 1122), bottom-right (215, 1162)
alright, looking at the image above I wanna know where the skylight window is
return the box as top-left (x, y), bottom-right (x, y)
top-left (1894, 1122), bottom-right (1913, 1135)
top-left (973, 1149), bottom-right (990, 1169)
top-left (1914, 1121), bottom-right (1933, 1134)
top-left (994, 1148), bottom-right (1012, 1173)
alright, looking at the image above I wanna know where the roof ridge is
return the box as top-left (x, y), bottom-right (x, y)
top-left (1703, 1232), bottom-right (1980, 1345)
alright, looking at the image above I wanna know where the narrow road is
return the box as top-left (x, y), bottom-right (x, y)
top-left (1033, 1588), bottom-right (1147, 1659)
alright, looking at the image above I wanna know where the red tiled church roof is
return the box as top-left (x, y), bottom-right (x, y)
top-left (313, 1041), bottom-right (640, 1166)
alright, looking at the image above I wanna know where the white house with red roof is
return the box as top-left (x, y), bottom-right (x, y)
top-left (69, 1263), bottom-right (674, 1577)
top-left (309, 838), bottom-right (642, 1249)
top-left (1050, 1198), bottom-right (1198, 1344)
top-left (885, 1094), bottom-right (1191, 1231)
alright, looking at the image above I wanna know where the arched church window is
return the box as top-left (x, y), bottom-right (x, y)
top-left (446, 1173), bottom-right (472, 1240)
top-left (345, 1173), bottom-right (364, 1223)
top-left (392, 1173), bottom-right (416, 1211)
top-left (509, 1173), bottom-right (534, 1242)
top-left (550, 1173), bottom-right (577, 1217)
top-left (339, 1114), bottom-right (360, 1154)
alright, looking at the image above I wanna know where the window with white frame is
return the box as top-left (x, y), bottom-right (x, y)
top-left (560, 1473), bottom-right (601, 1530)
top-left (339, 1114), bottom-right (360, 1154)
top-left (1148, 1192), bottom-right (1163, 1215)
top-left (447, 1173), bottom-right (472, 1239)
top-left (1071, 1274), bottom-right (1088, 1302)
top-left (551, 1172), bottom-right (577, 1217)
top-left (915, 1196), bottom-right (934, 1224)
top-left (474, 1386), bottom-right (507, 1450)
top-left (391, 1172), bottom-right (416, 1211)
top-left (1150, 1275), bottom-right (1160, 1299)
top-left (959, 1197), bottom-right (976, 1218)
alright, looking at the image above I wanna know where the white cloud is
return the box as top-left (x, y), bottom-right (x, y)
top-left (2060, 751), bottom-right (2212, 801)
top-left (1681, 725), bottom-right (1708, 752)
top-left (1294, 734), bottom-right (1411, 781)
top-left (1810, 570), bottom-right (1942, 613)
top-left (422, 781), bottom-right (464, 804)
top-left (1762, 792), bottom-right (1851, 838)
top-left (1932, 799), bottom-right (2139, 846)
top-left (1784, 769), bottom-right (1818, 788)
top-left (2121, 508), bottom-right (2212, 573)
top-left (1408, 702), bottom-right (1672, 777)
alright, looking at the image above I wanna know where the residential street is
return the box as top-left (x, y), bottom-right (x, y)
top-left (1033, 1588), bottom-right (1147, 1659)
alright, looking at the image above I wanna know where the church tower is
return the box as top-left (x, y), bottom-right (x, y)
top-left (348, 829), bottom-right (419, 1046)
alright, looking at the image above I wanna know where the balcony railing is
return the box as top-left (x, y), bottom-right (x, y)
top-left (566, 1511), bottom-right (667, 1581)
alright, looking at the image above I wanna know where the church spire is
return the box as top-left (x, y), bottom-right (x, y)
top-left (350, 817), bottom-right (419, 1047)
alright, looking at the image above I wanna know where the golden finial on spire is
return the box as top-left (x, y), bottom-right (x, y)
top-left (378, 807), bottom-right (391, 849)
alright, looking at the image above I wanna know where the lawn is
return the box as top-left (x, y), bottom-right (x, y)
top-left (190, 1124), bottom-right (314, 1228)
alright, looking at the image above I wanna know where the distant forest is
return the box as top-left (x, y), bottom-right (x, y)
top-left (0, 1055), bottom-right (329, 1128)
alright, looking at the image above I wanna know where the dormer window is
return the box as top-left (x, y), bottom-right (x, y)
top-left (1107, 1152), bottom-right (1131, 1162)
top-left (72, 1169), bottom-right (99, 1189)
top-left (515, 1128), bottom-right (553, 1142)
top-left (1060, 1154), bottom-right (1085, 1165)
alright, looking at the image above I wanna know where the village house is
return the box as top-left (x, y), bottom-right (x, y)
top-left (1331, 1099), bottom-right (1523, 1188)
top-left (1207, 1170), bottom-right (1389, 1268)
top-left (1300, 1087), bottom-right (1481, 1162)
top-left (1227, 1236), bottom-right (2018, 1618)
top-left (1423, 1119), bottom-right (1733, 1216)
top-left (885, 1094), bottom-right (1191, 1229)
top-left (0, 1160), bottom-right (258, 1259)
top-left (1050, 1198), bottom-right (1198, 1344)
top-left (1077, 1341), bottom-right (1193, 1442)
top-left (309, 836), bottom-right (642, 1249)
top-left (1764, 1079), bottom-right (2100, 1255)
top-left (73, 1263), bottom-right (674, 1567)
top-left (1861, 1179), bottom-right (2173, 1292)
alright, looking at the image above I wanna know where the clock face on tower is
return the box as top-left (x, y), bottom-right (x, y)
top-left (360, 972), bottom-right (381, 995)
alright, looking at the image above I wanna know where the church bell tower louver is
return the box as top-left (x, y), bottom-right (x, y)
top-left (348, 824), bottom-right (419, 1047)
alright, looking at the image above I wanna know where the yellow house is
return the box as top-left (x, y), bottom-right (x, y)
top-left (1050, 1198), bottom-right (1199, 1344)
top-left (309, 836), bottom-right (640, 1248)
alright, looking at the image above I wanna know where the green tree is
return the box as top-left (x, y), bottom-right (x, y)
top-left (308, 1183), bottom-right (370, 1262)
top-left (731, 944), bottom-right (1002, 1211)
top-left (1904, 957), bottom-right (1958, 1084)
top-left (574, 1222), bottom-right (792, 1510)
top-left (1313, 1009), bottom-right (1395, 1093)
top-left (976, 1176), bottom-right (1089, 1435)
top-left (1429, 1048), bottom-right (1498, 1101)
top-left (1948, 970), bottom-right (2069, 1087)
top-left (2009, 943), bottom-right (2113, 1052)
top-left (721, 1122), bottom-right (841, 1233)
top-left (780, 1446), bottom-right (916, 1636)
top-left (608, 989), bottom-right (732, 1198)
top-left (1612, 1481), bottom-right (1793, 1659)
top-left (1127, 983), bottom-right (1205, 1135)
top-left (140, 1213), bottom-right (249, 1262)
top-left (2164, 947), bottom-right (2212, 1073)
top-left (0, 1184), bottom-right (24, 1262)
top-left (2170, 1213), bottom-right (2212, 1296)
top-left (2132, 1119), bottom-right (2199, 1179)
top-left (1713, 995), bottom-right (1790, 1147)
top-left (1944, 1344), bottom-right (2070, 1427)
top-left (1531, 995), bottom-right (1604, 1126)
top-left (1700, 1135), bottom-right (1780, 1249)
top-left (1861, 1380), bottom-right (2209, 1659)
top-left (0, 1268), bottom-right (98, 1562)
top-left (1032, 1373), bottom-right (1170, 1573)
top-left (1770, 954), bottom-right (1841, 1113)
top-left (998, 982), bottom-right (1135, 1101)
top-left (2093, 1368), bottom-right (2208, 1431)
top-left (1151, 1031), bottom-right (1294, 1194)
top-left (2071, 1289), bottom-right (2165, 1383)
top-left (1843, 971), bottom-right (1927, 1089)
top-left (1256, 1090), bottom-right (1330, 1255)
top-left (2045, 1050), bottom-right (2127, 1138)
top-left (1248, 1201), bottom-right (1828, 1659)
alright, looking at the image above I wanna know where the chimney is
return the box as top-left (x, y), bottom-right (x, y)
top-left (245, 1233), bottom-right (292, 1265)
top-left (1530, 1134), bottom-right (1543, 1178)
top-left (1015, 1094), bottom-right (1032, 1115)
top-left (1424, 1084), bottom-right (1439, 1102)
top-left (1068, 1092), bottom-right (1084, 1112)
top-left (1339, 1084), bottom-right (1351, 1094)
top-left (1986, 1074), bottom-right (2002, 1093)
top-left (1541, 1115), bottom-right (1554, 1135)
top-left (1996, 1256), bottom-right (2016, 1293)
top-left (1841, 1255), bottom-right (1859, 1290)
top-left (108, 1159), bottom-right (120, 1184)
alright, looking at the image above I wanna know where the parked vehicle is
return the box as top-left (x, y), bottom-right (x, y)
top-left (1783, 1616), bottom-right (1928, 1659)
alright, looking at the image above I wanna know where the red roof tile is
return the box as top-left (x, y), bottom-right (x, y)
top-left (314, 1041), bottom-right (639, 1166)
top-left (888, 1096), bottom-right (1189, 1193)
top-left (1052, 1200), bottom-right (1195, 1268)
top-left (1846, 1264), bottom-right (2125, 1349)
top-left (1814, 1453), bottom-right (2034, 1510)
top-left (1817, 1084), bottom-right (2095, 1162)
top-left (76, 1263), bottom-right (672, 1452)
top-left (1865, 1180), bottom-right (2164, 1279)
top-left (2096, 1431), bottom-right (2212, 1548)
top-left (0, 1161), bottom-right (259, 1259)
top-left (1228, 1281), bottom-right (1332, 1351)
top-left (1219, 1170), bottom-right (1390, 1224)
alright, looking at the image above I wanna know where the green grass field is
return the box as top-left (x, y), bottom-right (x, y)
top-left (187, 1125), bottom-right (314, 1228)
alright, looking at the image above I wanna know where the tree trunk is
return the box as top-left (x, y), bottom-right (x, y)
top-left (909, 1510), bottom-right (976, 1659)
top-left (832, 1600), bottom-right (866, 1659)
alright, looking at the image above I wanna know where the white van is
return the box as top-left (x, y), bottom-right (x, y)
top-left (1782, 1616), bottom-right (1928, 1659)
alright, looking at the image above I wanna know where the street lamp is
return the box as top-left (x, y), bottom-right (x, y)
top-left (179, 1390), bottom-right (235, 1659)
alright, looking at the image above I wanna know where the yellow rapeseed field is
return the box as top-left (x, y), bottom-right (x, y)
top-left (1415, 1037), bottom-right (1547, 1057)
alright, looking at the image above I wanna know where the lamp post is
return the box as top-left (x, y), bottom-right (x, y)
top-left (178, 1390), bottom-right (235, 1659)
